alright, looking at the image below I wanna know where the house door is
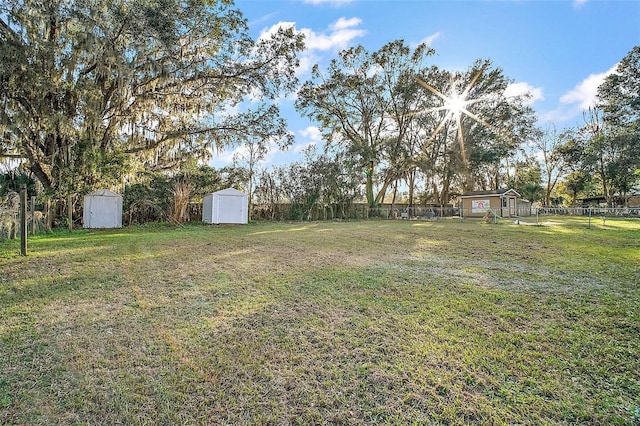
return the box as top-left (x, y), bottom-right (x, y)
top-left (509, 198), bottom-right (517, 217)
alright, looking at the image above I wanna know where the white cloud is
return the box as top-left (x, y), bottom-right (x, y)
top-left (256, 17), bottom-right (365, 81)
top-left (504, 82), bottom-right (544, 106)
top-left (559, 64), bottom-right (617, 110)
top-left (418, 32), bottom-right (441, 48)
top-left (538, 64), bottom-right (617, 124)
top-left (263, 141), bottom-right (286, 164)
top-left (293, 126), bottom-right (323, 152)
top-left (538, 106), bottom-right (576, 124)
top-left (214, 145), bottom-right (241, 164)
top-left (258, 21), bottom-right (297, 42)
top-left (293, 141), bottom-right (317, 153)
top-left (212, 135), bottom-right (290, 166)
top-left (573, 0), bottom-right (588, 8)
top-left (299, 126), bottom-right (323, 140)
top-left (330, 17), bottom-right (361, 31)
top-left (258, 17), bottom-right (364, 49)
top-left (300, 17), bottom-right (366, 51)
top-left (297, 54), bottom-right (317, 76)
top-left (248, 12), bottom-right (278, 29)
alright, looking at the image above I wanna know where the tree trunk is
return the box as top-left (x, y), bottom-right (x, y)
top-left (545, 172), bottom-right (552, 206)
top-left (598, 158), bottom-right (611, 206)
top-left (365, 166), bottom-right (375, 207)
top-left (30, 162), bottom-right (54, 192)
top-left (44, 199), bottom-right (52, 231)
top-left (432, 181), bottom-right (440, 205)
top-left (67, 194), bottom-right (73, 232)
top-left (390, 180), bottom-right (398, 219)
top-left (407, 168), bottom-right (416, 216)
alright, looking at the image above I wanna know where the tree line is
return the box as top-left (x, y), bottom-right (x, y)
top-left (1, 1), bottom-right (638, 227)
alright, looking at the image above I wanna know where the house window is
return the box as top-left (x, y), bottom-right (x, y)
top-left (502, 197), bottom-right (507, 207)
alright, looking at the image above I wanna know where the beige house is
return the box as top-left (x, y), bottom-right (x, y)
top-left (459, 189), bottom-right (529, 218)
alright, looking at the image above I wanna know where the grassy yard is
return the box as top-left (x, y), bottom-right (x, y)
top-left (1, 219), bottom-right (639, 425)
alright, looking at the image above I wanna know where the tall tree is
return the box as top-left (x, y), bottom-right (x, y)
top-left (553, 131), bottom-right (590, 205)
top-left (461, 62), bottom-right (537, 193)
top-left (372, 40), bottom-right (434, 208)
top-left (414, 60), bottom-right (537, 201)
top-left (296, 45), bottom-right (387, 207)
top-left (305, 148), bottom-right (362, 219)
top-left (296, 41), bottom-right (435, 207)
top-left (581, 107), bottom-right (638, 205)
top-left (232, 131), bottom-right (292, 220)
top-left (0, 0), bottom-right (303, 195)
top-left (253, 168), bottom-right (283, 220)
top-left (562, 170), bottom-right (592, 205)
top-left (411, 65), bottom-right (455, 205)
top-left (534, 126), bottom-right (576, 206)
top-left (598, 46), bottom-right (640, 130)
top-left (593, 45), bottom-right (640, 204)
top-left (510, 157), bottom-right (543, 204)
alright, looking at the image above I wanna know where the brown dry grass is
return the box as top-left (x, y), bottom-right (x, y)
top-left (1, 219), bottom-right (639, 425)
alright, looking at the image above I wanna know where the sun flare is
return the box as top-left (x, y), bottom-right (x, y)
top-left (413, 65), bottom-right (492, 167)
top-left (444, 91), bottom-right (467, 118)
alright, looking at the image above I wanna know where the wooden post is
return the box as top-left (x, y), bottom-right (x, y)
top-left (20, 184), bottom-right (27, 256)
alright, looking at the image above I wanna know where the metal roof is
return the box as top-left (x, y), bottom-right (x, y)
top-left (86, 189), bottom-right (122, 197)
top-left (459, 188), bottom-right (521, 198)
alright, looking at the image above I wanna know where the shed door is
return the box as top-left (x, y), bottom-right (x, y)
top-left (509, 197), bottom-right (516, 217)
top-left (88, 197), bottom-right (115, 228)
top-left (219, 196), bottom-right (244, 223)
top-left (203, 195), bottom-right (213, 223)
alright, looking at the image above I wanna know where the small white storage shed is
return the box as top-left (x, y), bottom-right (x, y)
top-left (203, 188), bottom-right (248, 224)
top-left (83, 189), bottom-right (123, 229)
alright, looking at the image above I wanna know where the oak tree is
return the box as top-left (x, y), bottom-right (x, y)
top-left (0, 0), bottom-right (303, 195)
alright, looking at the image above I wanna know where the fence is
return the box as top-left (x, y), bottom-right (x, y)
top-left (365, 206), bottom-right (640, 231)
top-left (0, 191), bottom-right (49, 241)
top-left (249, 203), bottom-right (458, 221)
top-left (535, 206), bottom-right (640, 218)
top-left (523, 206), bottom-right (640, 229)
top-left (461, 206), bottom-right (640, 230)
top-left (366, 205), bottom-right (457, 220)
top-left (4, 187), bottom-right (639, 234)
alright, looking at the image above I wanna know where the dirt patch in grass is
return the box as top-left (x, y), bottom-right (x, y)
top-left (1, 220), bottom-right (639, 424)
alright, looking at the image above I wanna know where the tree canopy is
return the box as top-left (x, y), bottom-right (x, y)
top-left (1, 0), bottom-right (636, 217)
top-left (598, 46), bottom-right (640, 130)
top-left (296, 41), bottom-right (537, 206)
top-left (579, 45), bottom-right (640, 204)
top-left (0, 0), bottom-right (304, 195)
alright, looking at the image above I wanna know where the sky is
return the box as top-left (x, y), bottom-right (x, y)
top-left (210, 0), bottom-right (640, 169)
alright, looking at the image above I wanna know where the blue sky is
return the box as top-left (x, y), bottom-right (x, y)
top-left (211, 0), bottom-right (640, 168)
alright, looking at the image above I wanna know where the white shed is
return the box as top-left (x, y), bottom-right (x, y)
top-left (203, 188), bottom-right (248, 224)
top-left (83, 189), bottom-right (123, 229)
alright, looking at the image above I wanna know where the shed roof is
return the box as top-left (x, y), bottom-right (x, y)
top-left (86, 189), bottom-right (122, 197)
top-left (213, 188), bottom-right (247, 197)
top-left (460, 188), bottom-right (520, 198)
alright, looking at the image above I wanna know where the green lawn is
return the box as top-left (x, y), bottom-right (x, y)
top-left (1, 220), bottom-right (639, 425)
